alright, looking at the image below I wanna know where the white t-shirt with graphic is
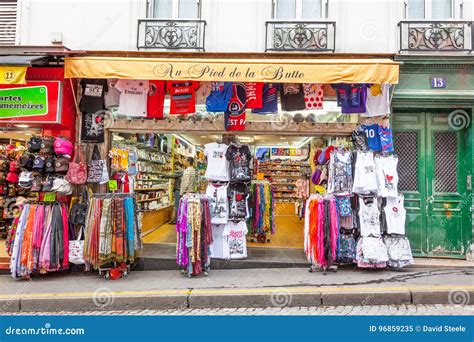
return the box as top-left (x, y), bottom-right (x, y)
top-left (115, 79), bottom-right (149, 117)
top-left (204, 142), bottom-right (229, 181)
top-left (361, 84), bottom-right (390, 117)
top-left (384, 196), bottom-right (406, 235)
top-left (375, 155), bottom-right (399, 197)
top-left (228, 221), bottom-right (248, 259)
top-left (206, 183), bottom-right (229, 224)
top-left (209, 224), bottom-right (230, 260)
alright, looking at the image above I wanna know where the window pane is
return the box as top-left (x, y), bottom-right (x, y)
top-left (276, 0), bottom-right (296, 19)
top-left (432, 0), bottom-right (452, 19)
top-left (179, 0), bottom-right (198, 18)
top-left (302, 0), bottom-right (322, 19)
top-left (408, 0), bottom-right (425, 19)
top-left (153, 0), bottom-right (172, 18)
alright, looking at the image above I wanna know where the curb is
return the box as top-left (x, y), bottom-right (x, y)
top-left (0, 286), bottom-right (473, 313)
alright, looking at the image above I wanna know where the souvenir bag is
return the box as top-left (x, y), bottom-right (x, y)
top-left (87, 145), bottom-right (106, 184)
top-left (68, 227), bottom-right (85, 265)
top-left (66, 145), bottom-right (87, 185)
top-left (70, 203), bottom-right (87, 226)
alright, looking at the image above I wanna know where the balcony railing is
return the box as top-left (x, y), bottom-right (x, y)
top-left (398, 20), bottom-right (472, 53)
top-left (265, 21), bottom-right (336, 52)
top-left (137, 19), bottom-right (206, 50)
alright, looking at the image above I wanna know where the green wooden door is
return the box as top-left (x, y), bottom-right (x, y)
top-left (393, 110), bottom-right (472, 258)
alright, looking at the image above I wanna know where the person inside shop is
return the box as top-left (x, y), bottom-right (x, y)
top-left (180, 157), bottom-right (197, 197)
top-left (169, 164), bottom-right (183, 225)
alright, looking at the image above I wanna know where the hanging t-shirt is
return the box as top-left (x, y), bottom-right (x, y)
top-left (384, 196), bottom-right (406, 235)
top-left (115, 79), bottom-right (149, 117)
top-left (375, 155), bottom-right (399, 197)
top-left (332, 84), bottom-right (368, 114)
top-left (280, 83), bottom-right (306, 111)
top-left (195, 82), bottom-right (212, 104)
top-left (206, 82), bottom-right (233, 112)
top-left (80, 111), bottom-right (104, 143)
top-left (245, 82), bottom-right (264, 109)
top-left (225, 144), bottom-right (252, 182)
top-left (204, 142), bottom-right (229, 181)
top-left (168, 81), bottom-right (199, 115)
top-left (252, 83), bottom-right (279, 114)
top-left (225, 83), bottom-right (246, 131)
top-left (104, 79), bottom-right (120, 108)
top-left (147, 80), bottom-right (166, 119)
top-left (362, 124), bottom-right (382, 152)
top-left (79, 79), bottom-right (108, 113)
top-left (209, 224), bottom-right (230, 259)
top-left (303, 83), bottom-right (324, 110)
top-left (379, 125), bottom-right (394, 152)
top-left (359, 198), bottom-right (381, 237)
top-left (206, 183), bottom-right (229, 224)
top-left (362, 84), bottom-right (391, 117)
top-left (228, 221), bottom-right (248, 259)
top-left (228, 183), bottom-right (249, 221)
top-left (352, 151), bottom-right (378, 194)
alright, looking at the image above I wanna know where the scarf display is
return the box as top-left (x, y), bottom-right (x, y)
top-left (83, 193), bottom-right (142, 271)
top-left (176, 193), bottom-right (212, 277)
top-left (248, 181), bottom-right (275, 242)
top-left (10, 203), bottom-right (69, 279)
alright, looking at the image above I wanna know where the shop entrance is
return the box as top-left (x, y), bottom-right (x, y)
top-left (393, 109), bottom-right (472, 258)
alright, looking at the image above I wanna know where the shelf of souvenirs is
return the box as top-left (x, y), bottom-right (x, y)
top-left (136, 163), bottom-right (172, 174)
top-left (136, 170), bottom-right (179, 178)
top-left (136, 192), bottom-right (170, 203)
top-left (134, 185), bottom-right (169, 192)
top-left (263, 174), bottom-right (304, 178)
top-left (125, 141), bottom-right (172, 156)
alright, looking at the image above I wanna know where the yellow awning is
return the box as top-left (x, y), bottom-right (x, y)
top-left (0, 66), bottom-right (27, 85)
top-left (64, 57), bottom-right (399, 84)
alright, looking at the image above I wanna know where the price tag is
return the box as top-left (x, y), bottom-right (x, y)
top-left (108, 180), bottom-right (118, 191)
top-left (43, 192), bottom-right (57, 202)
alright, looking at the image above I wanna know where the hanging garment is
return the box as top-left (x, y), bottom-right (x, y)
top-left (375, 155), bottom-right (399, 197)
top-left (358, 197), bottom-right (381, 237)
top-left (356, 236), bottom-right (388, 268)
top-left (209, 224), bottom-right (230, 260)
top-left (336, 234), bottom-right (357, 264)
top-left (352, 151), bottom-right (378, 194)
top-left (228, 182), bottom-right (249, 222)
top-left (384, 235), bottom-right (413, 268)
top-left (328, 150), bottom-right (353, 194)
top-left (383, 196), bottom-right (406, 235)
top-left (204, 142), bottom-right (229, 181)
top-left (228, 221), bottom-right (248, 259)
top-left (226, 144), bottom-right (252, 182)
top-left (206, 182), bottom-right (229, 224)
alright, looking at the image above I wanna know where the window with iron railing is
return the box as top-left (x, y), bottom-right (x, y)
top-left (0, 0), bottom-right (17, 45)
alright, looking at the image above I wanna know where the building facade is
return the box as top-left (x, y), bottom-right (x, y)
top-left (1, 0), bottom-right (473, 259)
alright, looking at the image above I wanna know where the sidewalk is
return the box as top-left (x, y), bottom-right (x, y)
top-left (0, 266), bottom-right (472, 312)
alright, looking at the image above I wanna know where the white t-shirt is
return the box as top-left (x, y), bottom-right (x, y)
top-left (204, 142), bottom-right (229, 181)
top-left (209, 224), bottom-right (230, 260)
top-left (352, 151), bottom-right (378, 194)
top-left (384, 196), bottom-right (406, 235)
top-left (361, 84), bottom-right (390, 117)
top-left (228, 221), bottom-right (248, 259)
top-left (375, 155), bottom-right (399, 197)
top-left (206, 183), bottom-right (229, 224)
top-left (115, 79), bottom-right (149, 117)
top-left (359, 198), bottom-right (381, 237)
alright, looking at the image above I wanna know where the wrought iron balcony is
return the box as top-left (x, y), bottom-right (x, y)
top-left (398, 20), bottom-right (472, 53)
top-left (137, 19), bottom-right (206, 50)
top-left (265, 21), bottom-right (336, 52)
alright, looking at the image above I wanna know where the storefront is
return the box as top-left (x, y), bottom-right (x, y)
top-left (393, 55), bottom-right (473, 259)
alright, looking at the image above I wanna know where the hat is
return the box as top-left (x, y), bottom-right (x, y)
top-left (20, 154), bottom-right (35, 170)
top-left (42, 177), bottom-right (54, 192)
top-left (311, 169), bottom-right (321, 185)
top-left (44, 157), bottom-right (55, 173)
top-left (54, 157), bottom-right (69, 173)
top-left (9, 161), bottom-right (20, 172)
top-left (31, 175), bottom-right (43, 192)
top-left (32, 156), bottom-right (45, 172)
top-left (6, 172), bottom-right (19, 183)
top-left (40, 138), bottom-right (54, 154)
top-left (52, 178), bottom-right (72, 195)
top-left (19, 171), bottom-right (33, 183)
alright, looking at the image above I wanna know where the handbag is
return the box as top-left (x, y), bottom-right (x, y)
top-left (68, 227), bottom-right (85, 265)
top-left (66, 145), bottom-right (87, 185)
top-left (87, 145), bottom-right (106, 184)
top-left (69, 203), bottom-right (87, 226)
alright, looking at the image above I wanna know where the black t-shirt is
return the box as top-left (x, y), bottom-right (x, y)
top-left (225, 144), bottom-right (251, 182)
top-left (280, 83), bottom-right (306, 112)
top-left (228, 182), bottom-right (249, 221)
top-left (79, 79), bottom-right (108, 113)
top-left (81, 111), bottom-right (105, 143)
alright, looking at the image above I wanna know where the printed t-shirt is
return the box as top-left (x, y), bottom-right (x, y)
top-left (332, 84), bottom-right (368, 114)
top-left (104, 79), bottom-right (120, 108)
top-left (252, 83), bottom-right (279, 114)
top-left (204, 142), bottom-right (229, 181)
top-left (225, 83), bottom-right (246, 131)
top-left (206, 82), bottom-right (233, 112)
top-left (206, 183), bottom-right (229, 224)
top-left (209, 224), bottom-right (230, 259)
top-left (228, 182), bottom-right (249, 221)
top-left (167, 81), bottom-right (199, 115)
top-left (115, 79), bottom-right (149, 117)
top-left (81, 111), bottom-right (104, 143)
top-left (379, 125), bottom-right (394, 153)
top-left (280, 83), bottom-right (306, 111)
top-left (225, 144), bottom-right (251, 182)
top-left (362, 84), bottom-right (391, 117)
top-left (245, 82), bottom-right (264, 109)
top-left (79, 79), bottom-right (108, 113)
top-left (195, 82), bottom-right (212, 104)
top-left (228, 221), bottom-right (248, 259)
top-left (147, 80), bottom-right (166, 119)
top-left (362, 124), bottom-right (382, 152)
top-left (303, 83), bottom-right (324, 110)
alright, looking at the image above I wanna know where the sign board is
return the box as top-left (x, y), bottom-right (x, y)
top-left (43, 192), bottom-right (57, 202)
top-left (0, 81), bottom-right (62, 123)
top-left (108, 180), bottom-right (118, 192)
top-left (430, 77), bottom-right (447, 89)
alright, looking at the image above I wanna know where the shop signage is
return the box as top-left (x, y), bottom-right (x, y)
top-left (43, 192), bottom-right (57, 202)
top-left (0, 66), bottom-right (27, 85)
top-left (0, 81), bottom-right (62, 123)
top-left (430, 77), bottom-right (447, 89)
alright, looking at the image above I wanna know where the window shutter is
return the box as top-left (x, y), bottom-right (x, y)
top-left (0, 0), bottom-right (17, 45)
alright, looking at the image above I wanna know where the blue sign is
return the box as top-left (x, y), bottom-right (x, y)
top-left (430, 77), bottom-right (447, 89)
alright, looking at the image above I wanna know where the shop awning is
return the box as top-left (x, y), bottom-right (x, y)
top-left (64, 56), bottom-right (399, 84)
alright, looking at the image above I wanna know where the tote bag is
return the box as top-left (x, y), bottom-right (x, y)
top-left (69, 228), bottom-right (85, 265)
top-left (87, 145), bottom-right (106, 184)
top-left (66, 145), bottom-right (87, 185)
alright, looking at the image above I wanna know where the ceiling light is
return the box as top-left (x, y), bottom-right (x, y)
top-left (15, 124), bottom-right (29, 128)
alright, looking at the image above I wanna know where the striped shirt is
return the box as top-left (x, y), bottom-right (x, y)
top-left (180, 166), bottom-right (197, 195)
